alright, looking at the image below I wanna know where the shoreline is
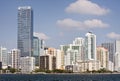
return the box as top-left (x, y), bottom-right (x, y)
top-left (1, 72), bottom-right (120, 75)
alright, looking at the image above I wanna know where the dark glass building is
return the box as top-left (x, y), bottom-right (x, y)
top-left (33, 36), bottom-right (40, 66)
top-left (17, 6), bottom-right (33, 57)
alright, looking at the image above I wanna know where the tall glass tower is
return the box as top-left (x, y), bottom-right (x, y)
top-left (17, 6), bottom-right (33, 57)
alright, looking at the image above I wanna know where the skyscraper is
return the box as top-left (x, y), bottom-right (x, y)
top-left (84, 32), bottom-right (96, 60)
top-left (17, 6), bottom-right (33, 57)
top-left (33, 36), bottom-right (40, 66)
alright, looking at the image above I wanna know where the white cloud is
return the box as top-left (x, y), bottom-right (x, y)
top-left (65, 0), bottom-right (110, 15)
top-left (84, 19), bottom-right (109, 28)
top-left (107, 32), bottom-right (120, 39)
top-left (57, 18), bottom-right (108, 30)
top-left (34, 32), bottom-right (50, 40)
top-left (57, 18), bottom-right (84, 29)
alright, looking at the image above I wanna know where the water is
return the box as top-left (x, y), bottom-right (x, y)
top-left (0, 73), bottom-right (120, 81)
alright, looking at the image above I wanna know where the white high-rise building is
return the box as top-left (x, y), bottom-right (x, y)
top-left (11, 49), bottom-right (21, 70)
top-left (85, 32), bottom-right (96, 60)
top-left (20, 56), bottom-right (35, 73)
top-left (0, 47), bottom-right (8, 69)
top-left (61, 37), bottom-right (84, 69)
top-left (114, 40), bottom-right (120, 71)
top-left (56, 49), bottom-right (63, 69)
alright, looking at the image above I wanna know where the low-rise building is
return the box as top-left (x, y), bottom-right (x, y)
top-left (20, 56), bottom-right (35, 73)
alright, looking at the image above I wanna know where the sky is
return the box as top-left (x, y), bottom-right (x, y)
top-left (0, 0), bottom-right (120, 50)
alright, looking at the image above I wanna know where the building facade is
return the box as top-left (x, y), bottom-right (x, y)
top-left (56, 49), bottom-right (63, 69)
top-left (114, 40), bottom-right (120, 71)
top-left (33, 36), bottom-right (40, 66)
top-left (84, 32), bottom-right (96, 60)
top-left (101, 42), bottom-right (114, 71)
top-left (0, 47), bottom-right (8, 69)
top-left (40, 54), bottom-right (56, 71)
top-left (11, 49), bottom-right (21, 70)
top-left (97, 47), bottom-right (109, 70)
top-left (20, 56), bottom-right (35, 73)
top-left (17, 6), bottom-right (33, 57)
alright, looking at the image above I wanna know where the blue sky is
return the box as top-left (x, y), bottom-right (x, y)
top-left (0, 0), bottom-right (120, 50)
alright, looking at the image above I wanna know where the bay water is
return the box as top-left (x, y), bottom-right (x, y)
top-left (0, 73), bottom-right (120, 81)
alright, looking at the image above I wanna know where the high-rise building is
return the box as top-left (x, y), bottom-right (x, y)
top-left (101, 42), bottom-right (114, 62)
top-left (97, 46), bottom-right (109, 70)
top-left (11, 49), bottom-right (21, 70)
top-left (33, 36), bottom-right (40, 66)
top-left (0, 47), bottom-right (8, 69)
top-left (115, 40), bottom-right (120, 53)
top-left (114, 40), bottom-right (120, 71)
top-left (17, 6), bottom-right (33, 57)
top-left (40, 54), bottom-right (56, 71)
top-left (101, 42), bottom-right (114, 71)
top-left (61, 37), bottom-right (84, 68)
top-left (85, 32), bottom-right (96, 60)
top-left (56, 49), bottom-right (63, 69)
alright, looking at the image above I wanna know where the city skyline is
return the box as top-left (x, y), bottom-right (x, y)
top-left (0, 0), bottom-right (120, 50)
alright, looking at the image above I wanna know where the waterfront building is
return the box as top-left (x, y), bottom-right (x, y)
top-left (101, 42), bottom-right (114, 62)
top-left (84, 32), bottom-right (96, 60)
top-left (114, 40), bottom-right (120, 71)
top-left (40, 54), bottom-right (56, 71)
top-left (17, 6), bottom-right (33, 57)
top-left (78, 60), bottom-right (100, 72)
top-left (7, 52), bottom-right (11, 67)
top-left (0, 47), bottom-right (8, 69)
top-left (97, 47), bottom-right (109, 70)
top-left (33, 36), bottom-right (40, 66)
top-left (56, 49), bottom-right (64, 69)
top-left (20, 56), bottom-right (35, 73)
top-left (60, 37), bottom-right (84, 70)
top-left (101, 42), bottom-right (114, 71)
top-left (11, 49), bottom-right (21, 70)
top-left (40, 39), bottom-right (45, 56)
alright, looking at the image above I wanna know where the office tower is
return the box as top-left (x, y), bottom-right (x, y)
top-left (84, 32), bottom-right (96, 60)
top-left (97, 47), bottom-right (109, 70)
top-left (11, 49), bottom-right (21, 70)
top-left (20, 56), bottom-right (35, 73)
top-left (33, 36), bottom-right (40, 66)
top-left (0, 47), bottom-right (8, 69)
top-left (17, 6), bottom-right (33, 57)
top-left (114, 40), bottom-right (120, 71)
